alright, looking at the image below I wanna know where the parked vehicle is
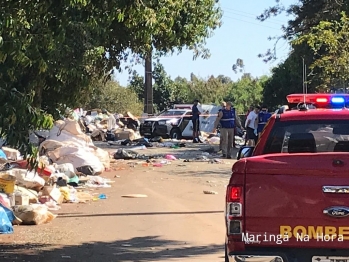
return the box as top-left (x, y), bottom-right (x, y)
top-left (140, 104), bottom-right (221, 139)
top-left (225, 93), bottom-right (349, 262)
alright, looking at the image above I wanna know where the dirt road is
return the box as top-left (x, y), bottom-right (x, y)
top-left (0, 144), bottom-right (238, 262)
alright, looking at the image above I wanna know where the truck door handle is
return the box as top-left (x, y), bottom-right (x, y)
top-left (333, 159), bottom-right (344, 166)
top-left (323, 186), bottom-right (349, 194)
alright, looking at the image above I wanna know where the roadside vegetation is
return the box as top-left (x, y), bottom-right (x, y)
top-left (1, 0), bottom-right (348, 154)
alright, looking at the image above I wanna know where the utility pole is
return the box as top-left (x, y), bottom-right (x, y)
top-left (144, 49), bottom-right (153, 114)
top-left (302, 57), bottom-right (305, 103)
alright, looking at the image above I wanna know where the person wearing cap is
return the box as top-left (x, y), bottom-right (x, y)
top-left (213, 101), bottom-right (242, 159)
top-left (257, 105), bottom-right (272, 136)
top-left (245, 105), bottom-right (261, 146)
top-left (191, 99), bottom-right (201, 143)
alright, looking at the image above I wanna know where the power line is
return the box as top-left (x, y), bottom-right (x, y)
top-left (223, 9), bottom-right (283, 26)
top-left (224, 15), bottom-right (282, 31)
top-left (222, 6), bottom-right (287, 23)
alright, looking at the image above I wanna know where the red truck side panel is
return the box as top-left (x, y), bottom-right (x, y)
top-left (244, 153), bottom-right (349, 249)
top-left (226, 160), bottom-right (246, 252)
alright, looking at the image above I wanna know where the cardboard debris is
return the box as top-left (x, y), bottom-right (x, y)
top-left (121, 194), bottom-right (148, 198)
top-left (42, 186), bottom-right (64, 204)
top-left (115, 129), bottom-right (136, 140)
top-left (2, 147), bottom-right (21, 161)
top-left (203, 190), bottom-right (218, 195)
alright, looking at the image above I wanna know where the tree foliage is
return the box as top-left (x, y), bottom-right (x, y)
top-left (257, 0), bottom-right (349, 62)
top-left (293, 12), bottom-right (349, 90)
top-left (128, 62), bottom-right (267, 114)
top-left (0, 0), bottom-right (222, 154)
top-left (228, 74), bottom-right (265, 113)
top-left (232, 58), bottom-right (245, 74)
top-left (258, 0), bottom-right (349, 109)
top-left (84, 81), bottom-right (143, 116)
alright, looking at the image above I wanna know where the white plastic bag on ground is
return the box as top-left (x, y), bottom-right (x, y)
top-left (49, 125), bottom-right (93, 146)
top-left (13, 204), bottom-right (56, 225)
top-left (11, 169), bottom-right (45, 190)
top-left (87, 146), bottom-right (110, 169)
top-left (48, 147), bottom-right (104, 174)
top-left (59, 118), bottom-right (83, 135)
top-left (209, 136), bottom-right (220, 145)
top-left (55, 163), bottom-right (75, 178)
top-left (107, 115), bottom-right (117, 130)
top-left (39, 139), bottom-right (64, 153)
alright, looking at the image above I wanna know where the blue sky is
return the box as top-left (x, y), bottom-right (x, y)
top-left (113, 0), bottom-right (296, 86)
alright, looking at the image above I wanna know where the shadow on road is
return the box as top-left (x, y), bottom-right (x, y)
top-left (56, 210), bottom-right (224, 218)
top-left (0, 236), bottom-right (224, 262)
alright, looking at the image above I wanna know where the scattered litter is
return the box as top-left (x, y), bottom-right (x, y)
top-left (121, 194), bottom-right (148, 198)
top-left (203, 190), bottom-right (218, 195)
top-left (209, 159), bottom-right (224, 164)
top-left (98, 194), bottom-right (107, 199)
top-left (165, 155), bottom-right (177, 160)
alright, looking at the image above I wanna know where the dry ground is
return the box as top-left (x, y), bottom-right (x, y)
top-left (0, 142), bottom-right (238, 262)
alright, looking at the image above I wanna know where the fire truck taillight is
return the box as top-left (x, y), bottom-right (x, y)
top-left (226, 185), bottom-right (243, 236)
top-left (227, 186), bottom-right (241, 202)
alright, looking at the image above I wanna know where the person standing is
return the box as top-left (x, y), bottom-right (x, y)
top-left (245, 106), bottom-right (260, 146)
top-left (257, 105), bottom-right (272, 137)
top-left (244, 106), bottom-right (254, 146)
top-left (213, 102), bottom-right (242, 159)
top-left (191, 99), bottom-right (201, 143)
top-left (218, 102), bottom-right (226, 152)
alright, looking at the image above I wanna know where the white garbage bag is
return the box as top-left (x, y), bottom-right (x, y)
top-left (55, 163), bottom-right (76, 178)
top-left (48, 147), bottom-right (104, 174)
top-left (49, 126), bottom-right (93, 147)
top-left (11, 169), bottom-right (45, 190)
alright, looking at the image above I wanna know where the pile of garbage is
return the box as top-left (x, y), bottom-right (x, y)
top-left (76, 109), bottom-right (142, 143)
top-left (0, 118), bottom-right (113, 234)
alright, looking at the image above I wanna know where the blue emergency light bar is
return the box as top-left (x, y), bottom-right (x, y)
top-left (331, 97), bottom-right (345, 103)
top-left (287, 94), bottom-right (349, 108)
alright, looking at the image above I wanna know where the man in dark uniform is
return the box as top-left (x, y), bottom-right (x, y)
top-left (192, 99), bottom-right (201, 143)
top-left (218, 102), bottom-right (226, 152)
top-left (257, 105), bottom-right (272, 137)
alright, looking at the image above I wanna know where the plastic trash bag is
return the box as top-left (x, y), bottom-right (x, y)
top-left (113, 149), bottom-right (139, 160)
top-left (0, 149), bottom-right (7, 160)
top-left (165, 155), bottom-right (177, 160)
top-left (76, 165), bottom-right (95, 176)
top-left (11, 169), bottom-right (45, 190)
top-left (0, 204), bottom-right (14, 234)
top-left (55, 163), bottom-right (75, 178)
top-left (13, 204), bottom-right (57, 225)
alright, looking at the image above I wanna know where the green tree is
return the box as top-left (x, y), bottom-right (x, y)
top-left (152, 63), bottom-right (176, 111)
top-left (0, 0), bottom-right (222, 154)
top-left (256, 0), bottom-right (349, 104)
top-left (172, 77), bottom-right (191, 103)
top-left (128, 71), bottom-right (145, 102)
top-left (293, 12), bottom-right (349, 90)
top-left (128, 62), bottom-right (176, 112)
top-left (84, 81), bottom-right (144, 116)
top-left (227, 74), bottom-right (266, 114)
top-left (258, 0), bottom-right (349, 62)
